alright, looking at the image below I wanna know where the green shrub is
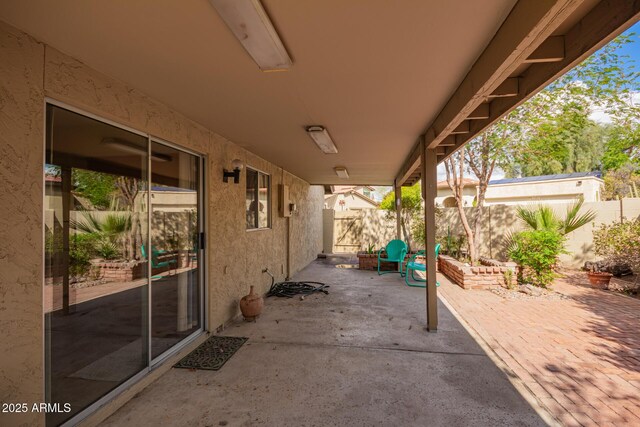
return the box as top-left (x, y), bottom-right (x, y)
top-left (95, 238), bottom-right (120, 260)
top-left (69, 233), bottom-right (97, 278)
top-left (593, 219), bottom-right (640, 275)
top-left (508, 230), bottom-right (566, 288)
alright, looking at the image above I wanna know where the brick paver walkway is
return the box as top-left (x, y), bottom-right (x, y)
top-left (438, 273), bottom-right (640, 427)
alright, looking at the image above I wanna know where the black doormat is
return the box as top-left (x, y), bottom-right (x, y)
top-left (174, 336), bottom-right (248, 371)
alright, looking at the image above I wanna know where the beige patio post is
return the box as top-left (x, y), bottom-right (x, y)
top-left (422, 145), bottom-right (438, 332)
top-left (394, 180), bottom-right (402, 240)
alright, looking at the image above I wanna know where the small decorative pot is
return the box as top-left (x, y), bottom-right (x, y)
top-left (239, 285), bottom-right (264, 321)
top-left (587, 271), bottom-right (613, 289)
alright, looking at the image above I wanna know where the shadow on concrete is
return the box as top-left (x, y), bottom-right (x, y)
top-left (101, 259), bottom-right (546, 427)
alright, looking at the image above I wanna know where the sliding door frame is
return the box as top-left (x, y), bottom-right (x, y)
top-left (43, 98), bottom-right (208, 426)
top-left (148, 136), bottom-right (206, 368)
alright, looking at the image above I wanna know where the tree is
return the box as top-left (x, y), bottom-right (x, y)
top-left (444, 33), bottom-right (636, 263)
top-left (73, 170), bottom-right (117, 209)
top-left (499, 33), bottom-right (639, 177)
top-left (603, 162), bottom-right (640, 199)
top-left (114, 177), bottom-right (144, 260)
top-left (444, 147), bottom-right (478, 264)
top-left (602, 123), bottom-right (640, 172)
top-left (379, 183), bottom-right (422, 251)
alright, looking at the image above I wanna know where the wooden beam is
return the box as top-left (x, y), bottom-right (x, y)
top-left (440, 135), bottom-right (456, 146)
top-left (395, 137), bottom-right (423, 186)
top-left (425, 0), bottom-right (584, 149)
top-left (468, 103), bottom-right (490, 120)
top-left (450, 121), bottom-right (470, 134)
top-left (488, 77), bottom-right (519, 98)
top-left (525, 36), bottom-right (565, 63)
top-left (422, 148), bottom-right (438, 331)
top-left (440, 0), bottom-right (640, 163)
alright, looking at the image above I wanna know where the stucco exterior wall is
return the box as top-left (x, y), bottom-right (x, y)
top-left (0, 20), bottom-right (322, 426)
top-left (435, 186), bottom-right (476, 207)
top-left (324, 192), bottom-right (378, 210)
top-left (0, 21), bottom-right (46, 427)
top-left (438, 198), bottom-right (640, 268)
top-left (484, 177), bottom-right (604, 206)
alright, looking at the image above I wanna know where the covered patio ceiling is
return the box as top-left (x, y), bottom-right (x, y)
top-left (1, 1), bottom-right (638, 186)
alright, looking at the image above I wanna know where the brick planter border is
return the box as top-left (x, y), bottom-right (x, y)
top-left (357, 252), bottom-right (431, 272)
top-left (92, 260), bottom-right (148, 282)
top-left (357, 253), bottom-right (397, 271)
top-left (439, 255), bottom-right (517, 290)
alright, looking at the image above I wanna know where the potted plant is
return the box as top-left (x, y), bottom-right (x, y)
top-left (586, 263), bottom-right (613, 289)
top-left (592, 218), bottom-right (640, 290)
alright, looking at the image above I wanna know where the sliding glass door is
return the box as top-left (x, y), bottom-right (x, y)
top-left (44, 104), bottom-right (204, 426)
top-left (149, 141), bottom-right (203, 360)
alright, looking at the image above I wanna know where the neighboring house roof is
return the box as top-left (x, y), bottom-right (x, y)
top-left (324, 188), bottom-right (379, 208)
top-left (436, 178), bottom-right (479, 189)
top-left (330, 185), bottom-right (376, 194)
top-left (347, 190), bottom-right (379, 207)
top-left (45, 174), bottom-right (62, 183)
top-left (489, 171), bottom-right (602, 185)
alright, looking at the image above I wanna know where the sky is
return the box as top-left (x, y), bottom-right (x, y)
top-left (590, 22), bottom-right (640, 123)
top-left (617, 22), bottom-right (640, 70)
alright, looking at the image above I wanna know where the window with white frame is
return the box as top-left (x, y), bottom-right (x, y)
top-left (246, 167), bottom-right (271, 229)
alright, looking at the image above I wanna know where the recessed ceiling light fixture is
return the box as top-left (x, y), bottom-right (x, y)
top-left (102, 138), bottom-right (171, 162)
top-left (306, 126), bottom-right (338, 154)
top-left (209, 0), bottom-right (292, 72)
top-left (334, 167), bottom-right (349, 179)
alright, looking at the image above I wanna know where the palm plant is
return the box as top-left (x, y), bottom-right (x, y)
top-left (515, 198), bottom-right (596, 235)
top-left (71, 211), bottom-right (132, 260)
top-left (503, 198), bottom-right (596, 256)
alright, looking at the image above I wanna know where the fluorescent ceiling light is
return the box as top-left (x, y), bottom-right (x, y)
top-left (306, 126), bottom-right (338, 154)
top-left (209, 0), bottom-right (292, 71)
top-left (102, 138), bottom-right (171, 162)
top-left (334, 167), bottom-right (349, 179)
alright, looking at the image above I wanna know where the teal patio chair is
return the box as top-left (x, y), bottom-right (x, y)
top-left (377, 239), bottom-right (408, 276)
top-left (404, 244), bottom-right (441, 288)
top-left (141, 244), bottom-right (177, 277)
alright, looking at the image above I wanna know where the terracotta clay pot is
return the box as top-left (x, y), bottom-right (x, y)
top-left (239, 285), bottom-right (264, 321)
top-left (587, 271), bottom-right (613, 289)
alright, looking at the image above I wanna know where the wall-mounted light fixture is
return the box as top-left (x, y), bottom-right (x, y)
top-left (334, 167), bottom-right (349, 179)
top-left (223, 159), bottom-right (244, 183)
top-left (306, 126), bottom-right (338, 154)
top-left (209, 0), bottom-right (292, 72)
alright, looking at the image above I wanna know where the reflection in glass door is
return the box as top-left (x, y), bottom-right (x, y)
top-left (44, 104), bottom-right (205, 426)
top-left (44, 105), bottom-right (149, 426)
top-left (149, 141), bottom-right (202, 360)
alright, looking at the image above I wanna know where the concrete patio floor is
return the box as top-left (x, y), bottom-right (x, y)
top-left (102, 256), bottom-right (545, 426)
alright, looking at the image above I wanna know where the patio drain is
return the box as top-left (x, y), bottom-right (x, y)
top-left (174, 336), bottom-right (248, 371)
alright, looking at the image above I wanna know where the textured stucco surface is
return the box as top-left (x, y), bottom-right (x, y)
top-left (0, 21), bottom-right (45, 427)
top-left (0, 20), bottom-right (323, 426)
